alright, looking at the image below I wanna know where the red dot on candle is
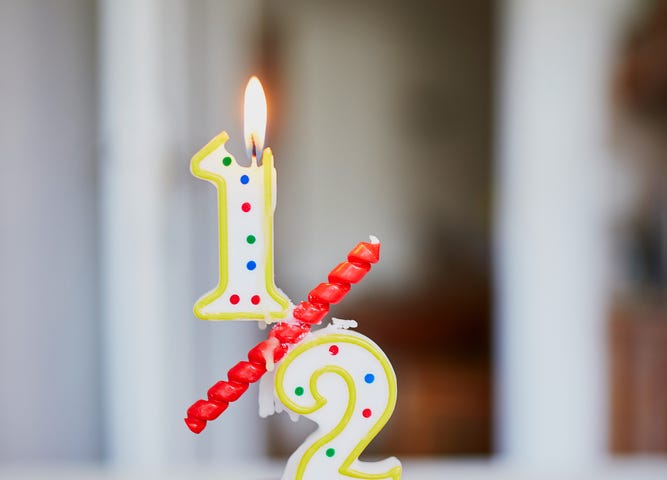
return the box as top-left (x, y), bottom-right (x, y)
top-left (241, 202), bottom-right (251, 212)
top-left (362, 408), bottom-right (372, 418)
top-left (251, 295), bottom-right (261, 305)
top-left (230, 294), bottom-right (240, 305)
top-left (329, 345), bottom-right (339, 355)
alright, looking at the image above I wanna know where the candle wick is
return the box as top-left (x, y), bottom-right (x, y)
top-left (251, 135), bottom-right (258, 165)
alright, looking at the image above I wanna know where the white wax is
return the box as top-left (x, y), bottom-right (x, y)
top-left (269, 326), bottom-right (402, 480)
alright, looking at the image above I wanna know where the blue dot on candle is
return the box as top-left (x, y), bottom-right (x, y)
top-left (240, 175), bottom-right (249, 185)
top-left (364, 373), bottom-right (375, 384)
top-left (246, 260), bottom-right (257, 271)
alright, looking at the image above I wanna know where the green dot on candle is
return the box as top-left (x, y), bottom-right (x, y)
top-left (294, 386), bottom-right (304, 396)
top-left (246, 235), bottom-right (256, 244)
top-left (222, 156), bottom-right (232, 166)
top-left (326, 448), bottom-right (335, 458)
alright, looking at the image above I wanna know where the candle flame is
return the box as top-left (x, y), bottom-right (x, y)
top-left (244, 76), bottom-right (267, 162)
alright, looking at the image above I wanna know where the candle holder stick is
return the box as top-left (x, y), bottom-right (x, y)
top-left (185, 237), bottom-right (381, 433)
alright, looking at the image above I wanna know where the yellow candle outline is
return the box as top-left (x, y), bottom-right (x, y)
top-left (275, 333), bottom-right (402, 480)
top-left (190, 131), bottom-right (290, 320)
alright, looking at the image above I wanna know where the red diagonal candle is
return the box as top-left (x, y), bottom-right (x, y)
top-left (185, 237), bottom-right (381, 434)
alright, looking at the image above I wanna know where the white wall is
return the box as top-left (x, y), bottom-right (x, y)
top-left (0, 0), bottom-right (100, 462)
top-left (0, 0), bottom-right (278, 468)
top-left (496, 0), bottom-right (632, 471)
top-left (99, 0), bottom-right (268, 468)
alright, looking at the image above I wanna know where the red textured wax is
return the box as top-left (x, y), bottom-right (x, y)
top-left (208, 380), bottom-right (248, 402)
top-left (270, 322), bottom-right (311, 345)
top-left (348, 241), bottom-right (380, 264)
top-left (292, 301), bottom-right (329, 325)
top-left (328, 261), bottom-right (370, 285)
top-left (309, 282), bottom-right (350, 304)
top-left (229, 361), bottom-right (266, 383)
top-left (248, 339), bottom-right (287, 365)
top-left (184, 238), bottom-right (381, 433)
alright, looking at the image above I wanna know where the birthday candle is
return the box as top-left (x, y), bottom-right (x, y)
top-left (185, 237), bottom-right (382, 433)
top-left (274, 328), bottom-right (402, 480)
top-left (190, 78), bottom-right (290, 321)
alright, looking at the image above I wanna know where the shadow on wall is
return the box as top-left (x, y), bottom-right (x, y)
top-left (611, 0), bottom-right (667, 455)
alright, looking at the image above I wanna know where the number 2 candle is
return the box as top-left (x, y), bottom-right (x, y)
top-left (186, 77), bottom-right (401, 480)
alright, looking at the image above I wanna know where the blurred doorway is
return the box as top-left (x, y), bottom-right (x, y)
top-left (260, 0), bottom-right (495, 457)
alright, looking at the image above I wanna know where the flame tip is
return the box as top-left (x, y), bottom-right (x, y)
top-left (244, 76), bottom-right (267, 162)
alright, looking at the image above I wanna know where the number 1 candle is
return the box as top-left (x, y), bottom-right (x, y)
top-left (190, 77), bottom-right (290, 320)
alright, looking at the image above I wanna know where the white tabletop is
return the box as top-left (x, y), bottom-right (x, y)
top-left (2, 458), bottom-right (667, 480)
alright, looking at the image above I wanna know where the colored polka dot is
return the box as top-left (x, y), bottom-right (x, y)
top-left (246, 260), bottom-right (257, 271)
top-left (229, 294), bottom-right (240, 305)
top-left (222, 156), bottom-right (232, 166)
top-left (364, 373), bottom-right (375, 384)
top-left (362, 408), bottom-right (372, 418)
top-left (325, 448), bottom-right (336, 458)
top-left (329, 345), bottom-right (339, 355)
top-left (241, 202), bottom-right (251, 212)
top-left (246, 235), bottom-right (256, 244)
top-left (240, 175), bottom-right (249, 184)
top-left (251, 295), bottom-right (261, 305)
top-left (294, 386), bottom-right (304, 396)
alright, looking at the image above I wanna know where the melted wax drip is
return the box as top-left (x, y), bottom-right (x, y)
top-left (184, 239), bottom-right (381, 433)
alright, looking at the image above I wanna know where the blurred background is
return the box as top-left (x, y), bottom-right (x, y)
top-left (1, 0), bottom-right (667, 478)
